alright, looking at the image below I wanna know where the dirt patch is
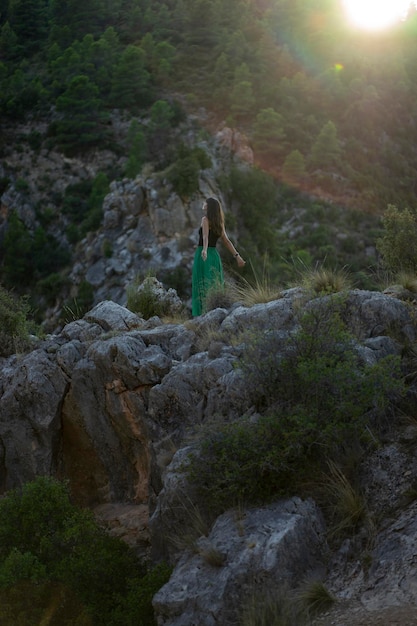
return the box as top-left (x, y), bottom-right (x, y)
top-left (312, 601), bottom-right (417, 626)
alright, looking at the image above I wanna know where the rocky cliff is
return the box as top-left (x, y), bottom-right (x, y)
top-left (1, 287), bottom-right (417, 625)
top-left (0, 112), bottom-right (256, 332)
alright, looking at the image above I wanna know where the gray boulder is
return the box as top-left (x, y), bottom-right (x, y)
top-left (0, 350), bottom-right (68, 491)
top-left (153, 498), bottom-right (327, 626)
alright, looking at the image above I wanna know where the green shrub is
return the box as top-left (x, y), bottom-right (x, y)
top-left (0, 284), bottom-right (31, 356)
top-left (62, 281), bottom-right (95, 323)
top-left (109, 563), bottom-right (172, 626)
top-left (0, 477), bottom-right (171, 626)
top-left (15, 178), bottom-right (29, 193)
top-left (36, 272), bottom-right (69, 306)
top-left (160, 266), bottom-right (189, 298)
top-left (126, 276), bottom-right (172, 319)
top-left (168, 154), bottom-right (200, 198)
top-left (203, 281), bottom-right (235, 312)
top-left (0, 548), bottom-right (47, 587)
top-left (167, 145), bottom-right (212, 198)
top-left (27, 130), bottom-right (43, 152)
top-left (0, 580), bottom-right (92, 625)
top-left (229, 166), bottom-right (278, 256)
top-left (63, 180), bottom-right (92, 220)
top-left (377, 204), bottom-right (417, 272)
top-left (102, 239), bottom-right (113, 258)
top-left (187, 303), bottom-right (405, 513)
top-left (0, 177), bottom-right (10, 195)
top-left (62, 174), bottom-right (108, 236)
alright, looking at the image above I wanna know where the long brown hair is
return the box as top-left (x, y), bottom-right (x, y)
top-left (206, 197), bottom-right (224, 237)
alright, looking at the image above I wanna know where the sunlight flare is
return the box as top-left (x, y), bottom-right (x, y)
top-left (342, 0), bottom-right (412, 30)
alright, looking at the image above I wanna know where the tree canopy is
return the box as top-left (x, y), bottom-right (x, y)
top-left (0, 0), bottom-right (416, 210)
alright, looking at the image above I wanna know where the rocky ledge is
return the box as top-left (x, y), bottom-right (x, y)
top-left (1, 288), bottom-right (417, 624)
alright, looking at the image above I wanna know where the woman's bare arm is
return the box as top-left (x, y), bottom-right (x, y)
top-left (201, 216), bottom-right (209, 261)
top-left (221, 229), bottom-right (246, 267)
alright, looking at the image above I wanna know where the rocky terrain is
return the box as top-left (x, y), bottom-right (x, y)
top-left (1, 110), bottom-right (415, 625)
top-left (1, 285), bottom-right (417, 624)
top-left (0, 113), bottom-right (258, 331)
top-left (0, 111), bottom-right (381, 337)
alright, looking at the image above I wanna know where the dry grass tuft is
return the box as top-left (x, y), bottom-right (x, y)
top-left (395, 270), bottom-right (417, 293)
top-left (228, 259), bottom-right (281, 307)
top-left (321, 461), bottom-right (367, 539)
top-left (198, 545), bottom-right (226, 567)
top-left (204, 281), bottom-right (236, 312)
top-left (241, 587), bottom-right (304, 626)
top-left (296, 578), bottom-right (336, 616)
top-left (299, 265), bottom-right (353, 295)
top-left (167, 493), bottom-right (211, 554)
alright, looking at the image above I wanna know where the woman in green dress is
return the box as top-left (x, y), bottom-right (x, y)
top-left (192, 197), bottom-right (246, 316)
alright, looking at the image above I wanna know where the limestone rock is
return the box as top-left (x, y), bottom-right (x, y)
top-left (0, 286), bottom-right (416, 621)
top-left (153, 498), bottom-right (327, 626)
top-left (0, 350), bottom-right (68, 491)
top-left (84, 300), bottom-right (145, 331)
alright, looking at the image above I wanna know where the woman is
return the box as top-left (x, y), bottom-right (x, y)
top-left (192, 197), bottom-right (245, 316)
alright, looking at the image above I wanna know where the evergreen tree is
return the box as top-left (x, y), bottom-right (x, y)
top-left (2, 211), bottom-right (33, 287)
top-left (7, 0), bottom-right (48, 55)
top-left (252, 108), bottom-right (286, 159)
top-left (146, 99), bottom-right (175, 160)
top-left (0, 21), bottom-right (18, 60)
top-left (1, 64), bottom-right (48, 118)
top-left (182, 0), bottom-right (217, 46)
top-left (91, 27), bottom-right (120, 98)
top-left (80, 171), bottom-right (109, 234)
top-left (54, 75), bottom-right (109, 155)
top-left (49, 0), bottom-right (108, 44)
top-left (126, 121), bottom-right (147, 179)
top-left (231, 80), bottom-right (255, 119)
top-left (230, 63), bottom-right (255, 119)
top-left (308, 121), bottom-right (341, 170)
top-left (110, 45), bottom-right (151, 109)
top-left (211, 52), bottom-right (233, 104)
top-left (282, 149), bottom-right (307, 185)
top-left (153, 41), bottom-right (175, 81)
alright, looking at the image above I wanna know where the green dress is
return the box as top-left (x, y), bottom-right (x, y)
top-left (192, 227), bottom-right (224, 316)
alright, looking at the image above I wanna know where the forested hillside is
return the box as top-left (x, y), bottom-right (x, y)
top-left (2, 0), bottom-right (417, 204)
top-left (1, 0), bottom-right (417, 322)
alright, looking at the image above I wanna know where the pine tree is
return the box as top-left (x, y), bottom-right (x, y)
top-left (282, 149), bottom-right (307, 185)
top-left (2, 211), bottom-right (33, 287)
top-left (110, 45), bottom-right (151, 109)
top-left (308, 121), bottom-right (341, 170)
top-left (54, 75), bottom-right (109, 155)
top-left (252, 108), bottom-right (286, 158)
top-left (7, 0), bottom-right (48, 55)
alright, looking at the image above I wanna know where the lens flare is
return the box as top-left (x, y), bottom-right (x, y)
top-left (342, 0), bottom-right (411, 30)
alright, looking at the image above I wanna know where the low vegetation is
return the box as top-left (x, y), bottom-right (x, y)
top-left (0, 477), bottom-right (171, 626)
top-left (0, 285), bottom-right (33, 356)
top-left (187, 299), bottom-right (405, 515)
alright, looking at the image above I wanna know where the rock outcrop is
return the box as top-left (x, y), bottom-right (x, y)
top-left (0, 288), bottom-right (417, 622)
top-left (153, 498), bottom-right (326, 626)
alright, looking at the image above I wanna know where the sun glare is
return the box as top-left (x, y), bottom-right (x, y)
top-left (342, 0), bottom-right (412, 30)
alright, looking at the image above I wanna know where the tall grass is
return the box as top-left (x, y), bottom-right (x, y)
top-left (228, 258), bottom-right (281, 306)
top-left (241, 588), bottom-right (304, 626)
top-left (298, 263), bottom-right (353, 295)
top-left (296, 579), bottom-right (336, 616)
